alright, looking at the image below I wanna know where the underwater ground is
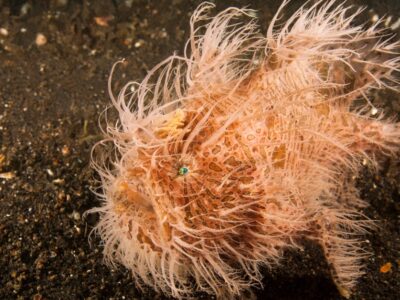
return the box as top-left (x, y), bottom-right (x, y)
top-left (0, 0), bottom-right (399, 299)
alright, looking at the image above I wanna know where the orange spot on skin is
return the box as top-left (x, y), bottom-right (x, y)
top-left (162, 222), bottom-right (172, 242)
top-left (225, 156), bottom-right (240, 167)
top-left (380, 262), bottom-right (392, 273)
top-left (209, 161), bottom-right (223, 172)
top-left (128, 167), bottom-right (146, 177)
top-left (272, 144), bottom-right (286, 168)
top-left (314, 102), bottom-right (330, 117)
top-left (137, 227), bottom-right (160, 251)
top-left (265, 115), bottom-right (276, 129)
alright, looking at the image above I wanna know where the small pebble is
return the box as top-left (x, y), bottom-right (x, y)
top-left (380, 262), bottom-right (392, 273)
top-left (384, 16), bottom-right (393, 27)
top-left (125, 0), bottom-right (133, 8)
top-left (371, 14), bottom-right (379, 23)
top-left (134, 40), bottom-right (144, 48)
top-left (74, 225), bottom-right (81, 234)
top-left (73, 211), bottom-right (81, 221)
top-left (35, 33), bottom-right (47, 46)
top-left (52, 178), bottom-right (64, 184)
top-left (0, 28), bottom-right (8, 36)
top-left (391, 17), bottom-right (400, 30)
top-left (0, 172), bottom-right (15, 179)
top-left (20, 3), bottom-right (31, 16)
top-left (56, 0), bottom-right (68, 6)
top-left (61, 145), bottom-right (70, 156)
top-left (94, 16), bottom-right (113, 27)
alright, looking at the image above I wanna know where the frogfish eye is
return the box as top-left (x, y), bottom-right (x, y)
top-left (178, 166), bottom-right (189, 176)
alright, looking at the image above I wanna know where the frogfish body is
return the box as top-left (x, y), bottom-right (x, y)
top-left (89, 1), bottom-right (400, 299)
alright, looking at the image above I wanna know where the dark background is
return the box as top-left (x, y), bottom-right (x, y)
top-left (0, 0), bottom-right (399, 299)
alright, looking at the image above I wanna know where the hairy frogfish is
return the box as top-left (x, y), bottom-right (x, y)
top-left (89, 1), bottom-right (400, 299)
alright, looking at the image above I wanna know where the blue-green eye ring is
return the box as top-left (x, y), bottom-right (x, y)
top-left (178, 166), bottom-right (189, 176)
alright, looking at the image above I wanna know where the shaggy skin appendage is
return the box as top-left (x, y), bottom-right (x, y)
top-left (88, 1), bottom-right (400, 299)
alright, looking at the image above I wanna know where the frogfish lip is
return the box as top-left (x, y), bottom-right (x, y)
top-left (118, 181), bottom-right (154, 212)
top-left (118, 181), bottom-right (174, 245)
